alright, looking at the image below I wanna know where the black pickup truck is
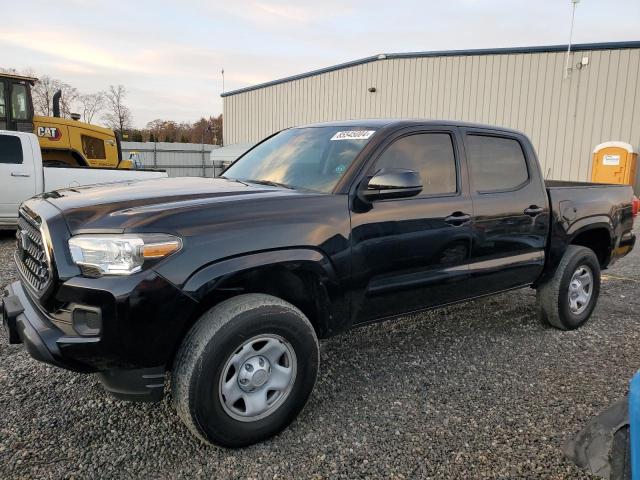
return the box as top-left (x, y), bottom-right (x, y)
top-left (1, 119), bottom-right (637, 447)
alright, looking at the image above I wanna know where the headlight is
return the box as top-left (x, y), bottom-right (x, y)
top-left (68, 234), bottom-right (182, 276)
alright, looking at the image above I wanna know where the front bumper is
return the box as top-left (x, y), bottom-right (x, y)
top-left (3, 197), bottom-right (201, 402)
top-left (2, 274), bottom-right (198, 402)
top-left (1, 281), bottom-right (93, 372)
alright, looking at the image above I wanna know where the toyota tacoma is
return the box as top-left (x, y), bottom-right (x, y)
top-left (1, 120), bottom-right (637, 447)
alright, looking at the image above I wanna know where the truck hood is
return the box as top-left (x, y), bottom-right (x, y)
top-left (41, 176), bottom-right (306, 233)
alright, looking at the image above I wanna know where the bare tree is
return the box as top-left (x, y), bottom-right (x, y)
top-left (78, 92), bottom-right (104, 123)
top-left (103, 85), bottom-right (132, 133)
top-left (139, 115), bottom-right (223, 144)
top-left (58, 83), bottom-right (79, 118)
top-left (31, 75), bottom-right (79, 117)
top-left (31, 75), bottom-right (56, 116)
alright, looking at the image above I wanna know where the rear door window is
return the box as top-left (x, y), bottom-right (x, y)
top-left (465, 134), bottom-right (528, 192)
top-left (0, 135), bottom-right (23, 164)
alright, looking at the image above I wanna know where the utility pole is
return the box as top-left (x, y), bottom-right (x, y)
top-left (201, 122), bottom-right (211, 177)
top-left (221, 69), bottom-right (225, 147)
top-left (564, 0), bottom-right (580, 80)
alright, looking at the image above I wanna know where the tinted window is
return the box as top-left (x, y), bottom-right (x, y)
top-left (466, 135), bottom-right (528, 192)
top-left (81, 135), bottom-right (106, 159)
top-left (374, 133), bottom-right (457, 195)
top-left (11, 84), bottom-right (29, 120)
top-left (0, 135), bottom-right (23, 164)
top-left (0, 81), bottom-right (5, 118)
top-left (224, 127), bottom-right (376, 192)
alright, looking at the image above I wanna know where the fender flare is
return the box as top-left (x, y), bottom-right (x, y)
top-left (539, 219), bottom-right (615, 286)
top-left (566, 217), bottom-right (614, 241)
top-left (183, 248), bottom-right (340, 302)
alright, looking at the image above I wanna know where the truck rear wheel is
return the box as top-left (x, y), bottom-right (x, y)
top-left (172, 293), bottom-right (319, 447)
top-left (537, 245), bottom-right (601, 330)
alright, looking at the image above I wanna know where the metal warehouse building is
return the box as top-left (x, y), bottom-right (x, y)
top-left (222, 41), bottom-right (640, 186)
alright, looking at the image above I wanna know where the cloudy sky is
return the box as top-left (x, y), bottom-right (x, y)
top-left (2, 0), bottom-right (638, 128)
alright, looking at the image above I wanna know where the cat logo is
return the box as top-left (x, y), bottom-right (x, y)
top-left (36, 126), bottom-right (62, 141)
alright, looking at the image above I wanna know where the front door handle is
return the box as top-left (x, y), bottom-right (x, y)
top-left (11, 172), bottom-right (30, 177)
top-left (444, 211), bottom-right (471, 226)
top-left (524, 205), bottom-right (544, 217)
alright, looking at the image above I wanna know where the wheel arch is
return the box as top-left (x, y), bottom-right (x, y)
top-left (182, 248), bottom-right (349, 340)
top-left (41, 147), bottom-right (90, 167)
top-left (538, 219), bottom-right (614, 286)
top-left (568, 222), bottom-right (614, 267)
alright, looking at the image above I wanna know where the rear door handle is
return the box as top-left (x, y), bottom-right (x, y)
top-left (11, 172), bottom-right (30, 177)
top-left (524, 206), bottom-right (544, 217)
top-left (444, 211), bottom-right (471, 226)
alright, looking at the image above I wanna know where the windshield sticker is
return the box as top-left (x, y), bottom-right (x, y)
top-left (330, 130), bottom-right (375, 141)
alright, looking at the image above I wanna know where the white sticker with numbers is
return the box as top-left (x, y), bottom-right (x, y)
top-left (330, 130), bottom-right (376, 141)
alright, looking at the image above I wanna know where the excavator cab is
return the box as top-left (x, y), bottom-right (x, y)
top-left (0, 73), bottom-right (36, 132)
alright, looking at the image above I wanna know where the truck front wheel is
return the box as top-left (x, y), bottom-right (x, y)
top-left (172, 294), bottom-right (319, 447)
top-left (537, 245), bottom-right (601, 330)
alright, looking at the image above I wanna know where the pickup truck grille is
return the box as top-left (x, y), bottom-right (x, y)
top-left (15, 208), bottom-right (51, 293)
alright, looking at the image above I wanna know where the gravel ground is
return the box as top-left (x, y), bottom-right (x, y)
top-left (1, 227), bottom-right (639, 479)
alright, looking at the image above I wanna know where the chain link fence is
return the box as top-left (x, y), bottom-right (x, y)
top-left (121, 142), bottom-right (220, 178)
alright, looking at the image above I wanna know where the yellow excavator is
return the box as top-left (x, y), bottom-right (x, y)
top-left (0, 73), bottom-right (133, 168)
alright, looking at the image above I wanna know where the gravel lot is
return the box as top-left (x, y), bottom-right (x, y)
top-left (1, 227), bottom-right (639, 479)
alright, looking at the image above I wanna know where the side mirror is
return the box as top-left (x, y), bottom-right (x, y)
top-left (359, 168), bottom-right (422, 202)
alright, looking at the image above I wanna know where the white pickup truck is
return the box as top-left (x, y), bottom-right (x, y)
top-left (0, 130), bottom-right (167, 229)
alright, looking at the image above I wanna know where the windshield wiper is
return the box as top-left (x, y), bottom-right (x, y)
top-left (245, 179), bottom-right (295, 190)
top-left (221, 176), bottom-right (252, 186)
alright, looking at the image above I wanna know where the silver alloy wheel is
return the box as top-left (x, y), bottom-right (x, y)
top-left (568, 265), bottom-right (593, 315)
top-left (219, 334), bottom-right (297, 422)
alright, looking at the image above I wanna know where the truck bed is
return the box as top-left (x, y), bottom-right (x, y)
top-left (546, 180), bottom-right (634, 211)
top-left (44, 165), bottom-right (167, 192)
top-left (544, 179), bottom-right (635, 274)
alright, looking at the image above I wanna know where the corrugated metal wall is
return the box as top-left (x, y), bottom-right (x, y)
top-left (223, 46), bottom-right (640, 186)
top-left (121, 141), bottom-right (219, 178)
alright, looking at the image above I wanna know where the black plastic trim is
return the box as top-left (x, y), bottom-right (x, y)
top-left (98, 367), bottom-right (165, 402)
top-left (2, 281), bottom-right (96, 372)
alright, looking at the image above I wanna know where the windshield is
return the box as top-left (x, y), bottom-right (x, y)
top-left (223, 126), bottom-right (377, 192)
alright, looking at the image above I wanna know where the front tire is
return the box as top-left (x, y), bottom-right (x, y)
top-left (172, 294), bottom-right (319, 447)
top-left (537, 245), bottom-right (601, 330)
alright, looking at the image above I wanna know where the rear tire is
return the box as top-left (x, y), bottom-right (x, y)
top-left (172, 294), bottom-right (319, 447)
top-left (537, 245), bottom-right (601, 330)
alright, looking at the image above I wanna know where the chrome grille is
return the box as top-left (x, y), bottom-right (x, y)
top-left (15, 208), bottom-right (51, 292)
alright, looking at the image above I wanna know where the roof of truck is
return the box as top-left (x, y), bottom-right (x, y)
top-left (297, 118), bottom-right (526, 135)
